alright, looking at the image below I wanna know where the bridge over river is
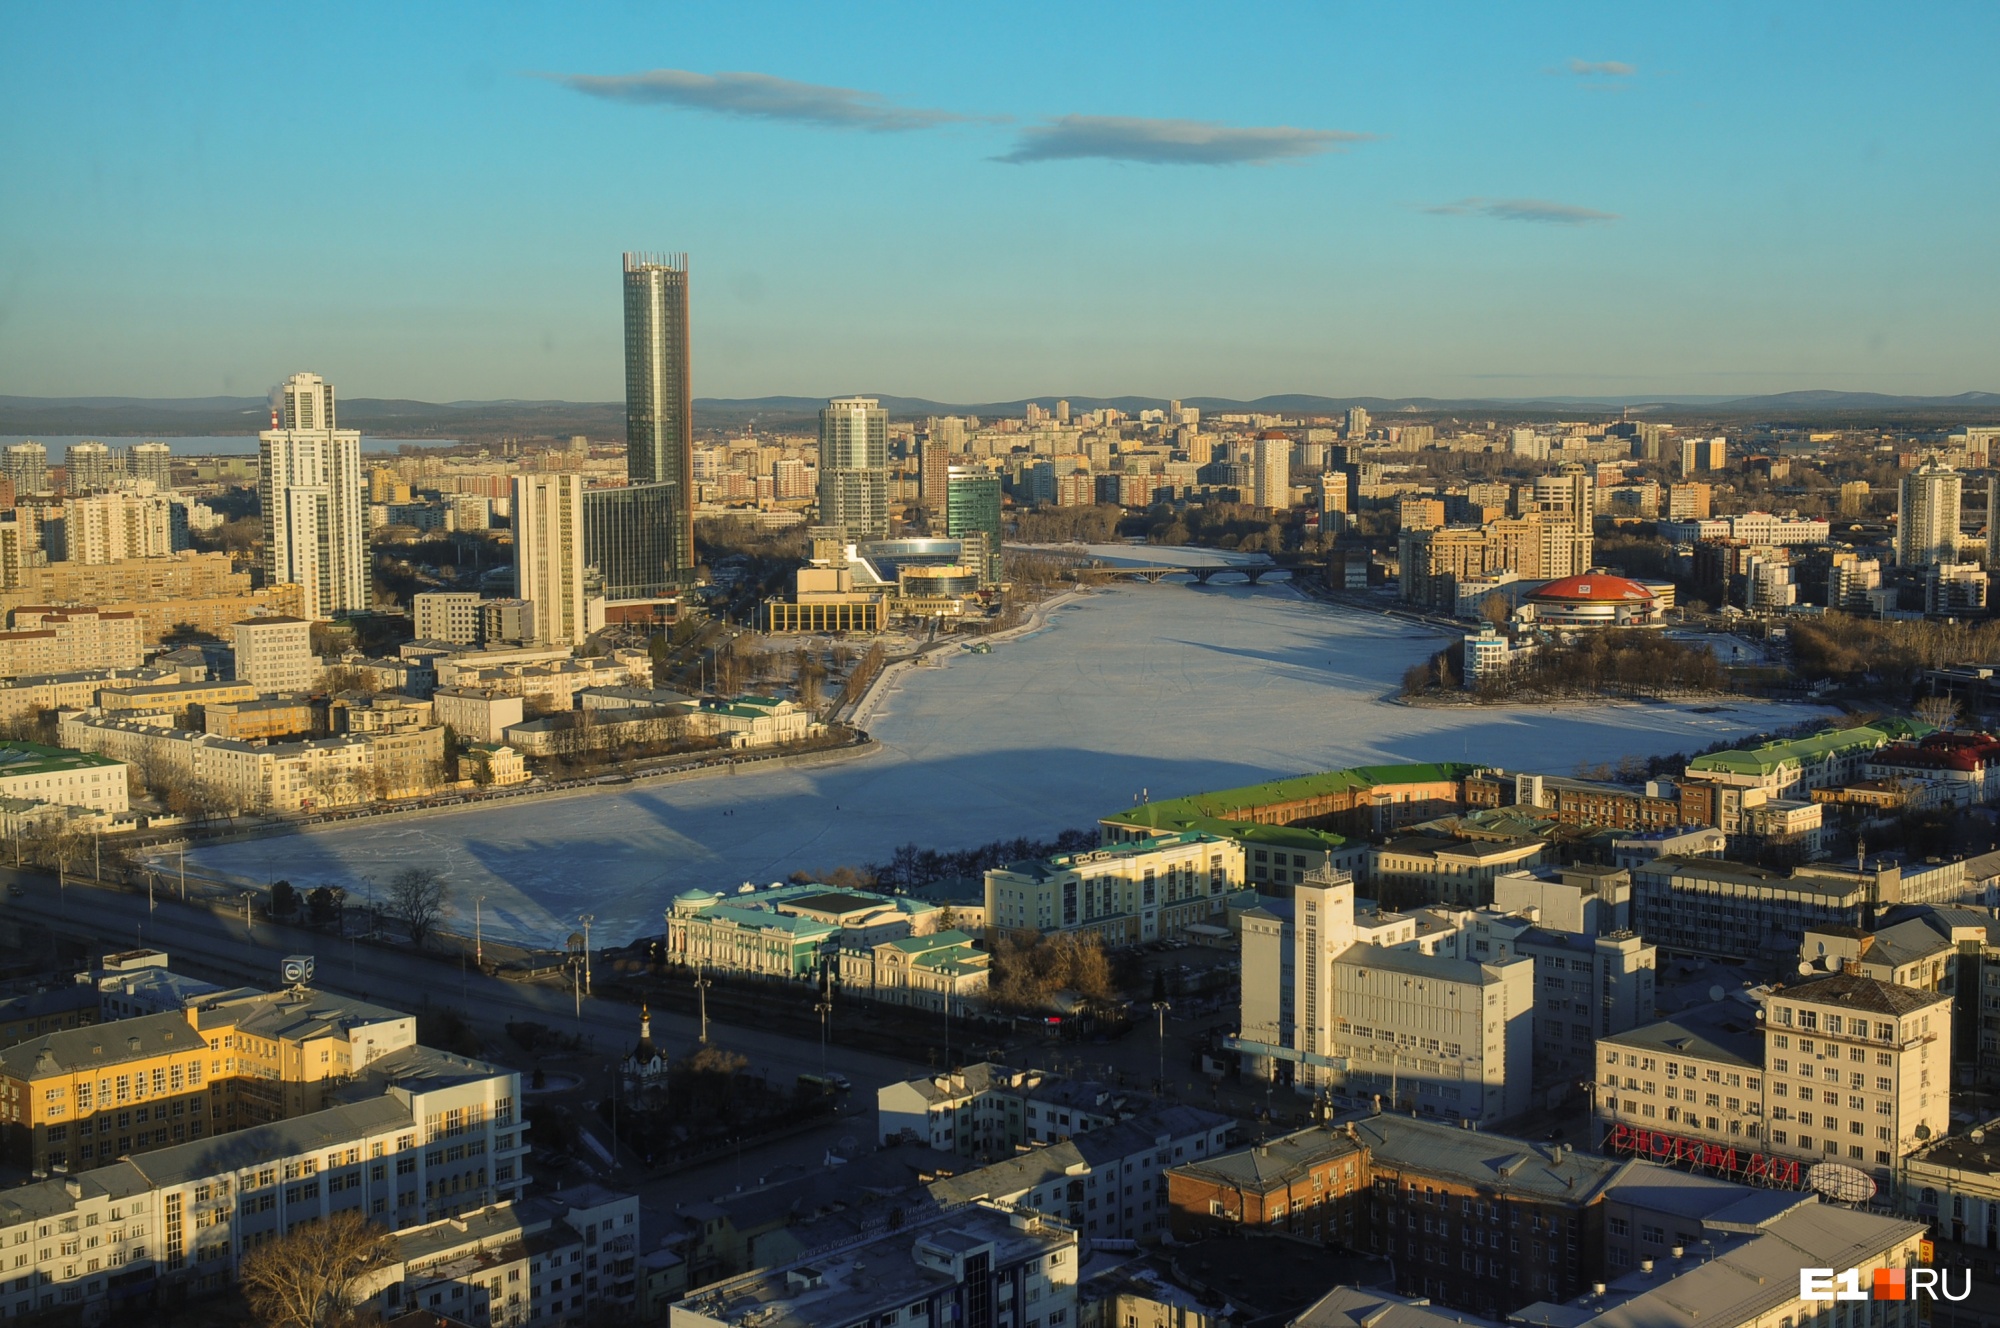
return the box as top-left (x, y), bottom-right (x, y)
top-left (1008, 543), bottom-right (1297, 584)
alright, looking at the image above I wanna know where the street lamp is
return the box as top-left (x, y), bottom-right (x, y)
top-left (1152, 1000), bottom-right (1172, 1095)
top-left (475, 895), bottom-right (486, 971)
top-left (693, 960), bottom-right (712, 1044)
top-left (814, 981), bottom-right (833, 1074)
top-left (241, 891), bottom-right (255, 932)
top-left (579, 914), bottom-right (595, 997)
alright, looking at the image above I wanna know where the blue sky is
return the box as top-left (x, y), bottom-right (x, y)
top-left (3, 2), bottom-right (1996, 404)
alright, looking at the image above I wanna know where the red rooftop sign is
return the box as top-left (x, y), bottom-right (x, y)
top-left (1605, 1123), bottom-right (1804, 1188)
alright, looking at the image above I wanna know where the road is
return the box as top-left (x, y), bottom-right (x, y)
top-left (0, 867), bottom-right (925, 1099)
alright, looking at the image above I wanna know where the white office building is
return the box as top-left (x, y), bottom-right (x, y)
top-left (1238, 869), bottom-right (1535, 1124)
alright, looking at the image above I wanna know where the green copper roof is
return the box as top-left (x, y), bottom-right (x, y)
top-left (0, 741), bottom-right (122, 778)
top-left (1105, 762), bottom-right (1474, 835)
top-left (1685, 725), bottom-right (1914, 777)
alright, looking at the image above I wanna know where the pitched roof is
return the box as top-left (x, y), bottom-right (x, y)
top-left (0, 1009), bottom-right (198, 1079)
top-left (1353, 1115), bottom-right (1625, 1203)
top-left (1167, 1124), bottom-right (1364, 1189)
top-left (1599, 1004), bottom-right (1764, 1069)
top-left (124, 1095), bottom-right (415, 1189)
top-left (1778, 971), bottom-right (1947, 1016)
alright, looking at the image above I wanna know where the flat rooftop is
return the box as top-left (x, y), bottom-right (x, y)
top-left (0, 741), bottom-right (122, 777)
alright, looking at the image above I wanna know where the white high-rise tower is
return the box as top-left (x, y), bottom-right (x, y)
top-left (817, 397), bottom-right (890, 541)
top-left (258, 372), bottom-right (365, 620)
top-left (1897, 457), bottom-right (1961, 567)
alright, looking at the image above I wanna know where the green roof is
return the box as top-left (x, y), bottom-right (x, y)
top-left (1685, 725), bottom-right (1912, 777)
top-left (698, 904), bottom-right (838, 939)
top-left (0, 741), bottom-right (122, 778)
top-left (1105, 762), bottom-right (1475, 836)
top-left (884, 928), bottom-right (979, 954)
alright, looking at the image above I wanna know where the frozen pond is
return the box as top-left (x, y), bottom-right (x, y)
top-left (188, 582), bottom-right (1827, 946)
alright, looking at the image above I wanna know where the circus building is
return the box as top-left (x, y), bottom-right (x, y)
top-left (1521, 572), bottom-right (1662, 628)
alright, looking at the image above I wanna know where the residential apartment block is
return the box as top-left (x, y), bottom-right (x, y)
top-left (0, 608), bottom-right (142, 677)
top-left (983, 832), bottom-right (1249, 946)
top-left (61, 711), bottom-right (445, 813)
top-left (876, 1063), bottom-right (1142, 1156)
top-left (362, 1186), bottom-right (640, 1325)
top-left (0, 552), bottom-right (304, 645)
top-left (925, 1105), bottom-right (1232, 1242)
top-left (671, 1204), bottom-right (1078, 1328)
top-left (232, 616), bottom-right (315, 694)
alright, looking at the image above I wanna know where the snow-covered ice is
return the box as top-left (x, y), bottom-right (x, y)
top-left (186, 583), bottom-right (1829, 946)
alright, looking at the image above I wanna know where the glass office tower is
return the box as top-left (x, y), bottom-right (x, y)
top-left (621, 252), bottom-right (695, 587)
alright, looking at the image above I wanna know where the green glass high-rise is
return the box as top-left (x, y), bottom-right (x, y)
top-left (945, 465), bottom-right (1003, 587)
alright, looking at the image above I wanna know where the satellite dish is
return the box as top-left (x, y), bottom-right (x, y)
top-left (1708, 986), bottom-right (1725, 1003)
top-left (1971, 1128), bottom-right (1987, 1144)
top-left (1798, 961), bottom-right (1816, 976)
top-left (1915, 1124), bottom-right (1932, 1140)
top-left (1807, 1162), bottom-right (1877, 1205)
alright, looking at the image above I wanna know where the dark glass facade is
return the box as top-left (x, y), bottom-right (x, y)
top-left (621, 252), bottom-right (695, 586)
top-left (585, 483), bottom-right (680, 601)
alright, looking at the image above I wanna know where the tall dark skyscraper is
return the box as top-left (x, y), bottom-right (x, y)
top-left (619, 251), bottom-right (695, 588)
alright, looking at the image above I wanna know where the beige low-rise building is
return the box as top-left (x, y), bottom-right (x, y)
top-left (837, 928), bottom-right (991, 1014)
top-left (60, 711), bottom-right (445, 812)
top-left (434, 685), bottom-right (527, 743)
top-left (461, 742), bottom-right (528, 786)
top-left (0, 550), bottom-right (306, 644)
top-left (201, 697), bottom-right (316, 741)
top-left (0, 607), bottom-right (143, 676)
top-left (0, 667), bottom-right (182, 726)
top-left (985, 832), bottom-right (1248, 946)
top-left (98, 678), bottom-right (258, 720)
top-left (1365, 834), bottom-right (1546, 906)
top-left (0, 741), bottom-right (129, 817)
top-left (330, 691), bottom-right (433, 734)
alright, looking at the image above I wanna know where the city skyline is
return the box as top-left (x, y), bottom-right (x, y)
top-left (4, 5), bottom-right (1998, 404)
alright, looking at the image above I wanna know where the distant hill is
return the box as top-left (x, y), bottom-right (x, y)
top-left (3, 388), bottom-right (1995, 440)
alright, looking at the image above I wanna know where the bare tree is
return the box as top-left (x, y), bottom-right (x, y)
top-left (1914, 695), bottom-right (1961, 732)
top-left (238, 1210), bottom-right (391, 1328)
top-left (388, 866), bottom-right (450, 951)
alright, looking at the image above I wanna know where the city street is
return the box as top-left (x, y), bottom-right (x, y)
top-left (0, 867), bottom-right (926, 1102)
